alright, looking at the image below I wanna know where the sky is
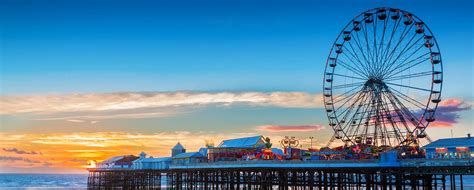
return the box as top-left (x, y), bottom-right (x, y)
top-left (0, 0), bottom-right (473, 173)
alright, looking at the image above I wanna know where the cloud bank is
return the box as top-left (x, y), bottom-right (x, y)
top-left (0, 92), bottom-right (323, 120)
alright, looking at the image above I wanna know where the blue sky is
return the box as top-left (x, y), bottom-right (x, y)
top-left (1, 0), bottom-right (472, 96)
top-left (0, 0), bottom-right (473, 173)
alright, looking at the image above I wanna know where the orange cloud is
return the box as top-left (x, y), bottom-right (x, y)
top-left (429, 121), bottom-right (455, 127)
top-left (438, 98), bottom-right (463, 107)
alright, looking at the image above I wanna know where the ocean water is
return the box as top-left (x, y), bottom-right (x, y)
top-left (0, 174), bottom-right (87, 189)
top-left (0, 173), bottom-right (472, 189)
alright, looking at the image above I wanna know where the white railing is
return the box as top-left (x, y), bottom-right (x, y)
top-left (400, 158), bottom-right (474, 167)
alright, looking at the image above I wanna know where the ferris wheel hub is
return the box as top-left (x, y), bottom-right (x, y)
top-left (367, 78), bottom-right (383, 84)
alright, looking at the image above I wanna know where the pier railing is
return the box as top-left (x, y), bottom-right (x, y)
top-left (169, 159), bottom-right (394, 169)
top-left (400, 158), bottom-right (474, 167)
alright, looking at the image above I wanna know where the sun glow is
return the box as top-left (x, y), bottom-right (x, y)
top-left (86, 160), bottom-right (97, 168)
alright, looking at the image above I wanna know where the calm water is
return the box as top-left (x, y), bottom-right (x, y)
top-left (0, 174), bottom-right (87, 189)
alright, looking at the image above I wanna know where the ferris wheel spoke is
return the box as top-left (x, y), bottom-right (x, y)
top-left (381, 92), bottom-right (407, 144)
top-left (332, 82), bottom-right (365, 90)
top-left (375, 94), bottom-right (391, 146)
top-left (385, 52), bottom-right (430, 79)
top-left (374, 16), bottom-right (389, 74)
top-left (347, 40), bottom-right (373, 75)
top-left (335, 88), bottom-right (367, 117)
top-left (362, 94), bottom-right (377, 142)
top-left (388, 57), bottom-right (430, 77)
top-left (349, 34), bottom-right (374, 74)
top-left (382, 91), bottom-right (414, 136)
top-left (382, 32), bottom-right (418, 75)
top-left (336, 59), bottom-right (369, 78)
top-left (379, 23), bottom-right (409, 71)
top-left (361, 21), bottom-right (376, 73)
top-left (353, 90), bottom-right (374, 136)
top-left (348, 96), bottom-right (369, 131)
top-left (333, 88), bottom-right (364, 103)
top-left (343, 92), bottom-right (371, 137)
top-left (385, 71), bottom-right (432, 81)
top-left (380, 24), bottom-right (414, 73)
top-left (369, 19), bottom-right (380, 72)
top-left (385, 82), bottom-right (432, 92)
top-left (383, 39), bottom-right (418, 75)
top-left (340, 46), bottom-right (371, 76)
top-left (386, 86), bottom-right (426, 109)
top-left (382, 35), bottom-right (424, 76)
top-left (341, 42), bottom-right (371, 73)
top-left (332, 84), bottom-right (365, 103)
top-left (333, 91), bottom-right (364, 114)
top-left (383, 43), bottom-right (426, 77)
top-left (332, 88), bottom-right (365, 107)
top-left (386, 97), bottom-right (427, 130)
top-left (379, 95), bottom-right (397, 145)
top-left (366, 22), bottom-right (379, 74)
top-left (332, 73), bottom-right (367, 81)
top-left (372, 18), bottom-right (379, 69)
top-left (385, 89), bottom-right (418, 120)
top-left (338, 90), bottom-right (370, 132)
top-left (333, 91), bottom-right (361, 105)
top-left (386, 89), bottom-right (423, 126)
top-left (390, 94), bottom-right (425, 116)
top-left (379, 16), bottom-right (402, 70)
top-left (390, 52), bottom-right (430, 77)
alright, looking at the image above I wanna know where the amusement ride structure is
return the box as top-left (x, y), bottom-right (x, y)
top-left (323, 7), bottom-right (443, 149)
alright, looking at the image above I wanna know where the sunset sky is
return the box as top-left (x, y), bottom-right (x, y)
top-left (1, 0), bottom-right (473, 173)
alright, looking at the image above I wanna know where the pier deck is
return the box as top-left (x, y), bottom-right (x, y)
top-left (88, 159), bottom-right (474, 189)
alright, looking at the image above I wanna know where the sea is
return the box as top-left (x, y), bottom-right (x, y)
top-left (0, 174), bottom-right (88, 189)
top-left (0, 173), bottom-right (473, 189)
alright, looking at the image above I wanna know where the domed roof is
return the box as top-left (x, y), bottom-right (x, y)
top-left (172, 142), bottom-right (185, 150)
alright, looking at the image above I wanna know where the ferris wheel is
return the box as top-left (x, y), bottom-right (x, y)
top-left (323, 8), bottom-right (443, 147)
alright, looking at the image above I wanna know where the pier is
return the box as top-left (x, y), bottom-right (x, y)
top-left (87, 159), bottom-right (473, 189)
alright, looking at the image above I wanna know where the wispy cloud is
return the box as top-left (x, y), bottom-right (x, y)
top-left (430, 98), bottom-right (472, 127)
top-left (256, 124), bottom-right (326, 132)
top-left (0, 156), bottom-right (23, 162)
top-left (66, 119), bottom-right (86, 123)
top-left (2, 148), bottom-right (40, 155)
top-left (0, 155), bottom-right (52, 168)
top-left (0, 156), bottom-right (41, 164)
top-left (0, 92), bottom-right (323, 121)
top-left (37, 111), bottom-right (176, 121)
top-left (67, 158), bottom-right (88, 165)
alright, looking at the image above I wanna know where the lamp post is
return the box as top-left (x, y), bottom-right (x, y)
top-left (309, 136), bottom-right (314, 148)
